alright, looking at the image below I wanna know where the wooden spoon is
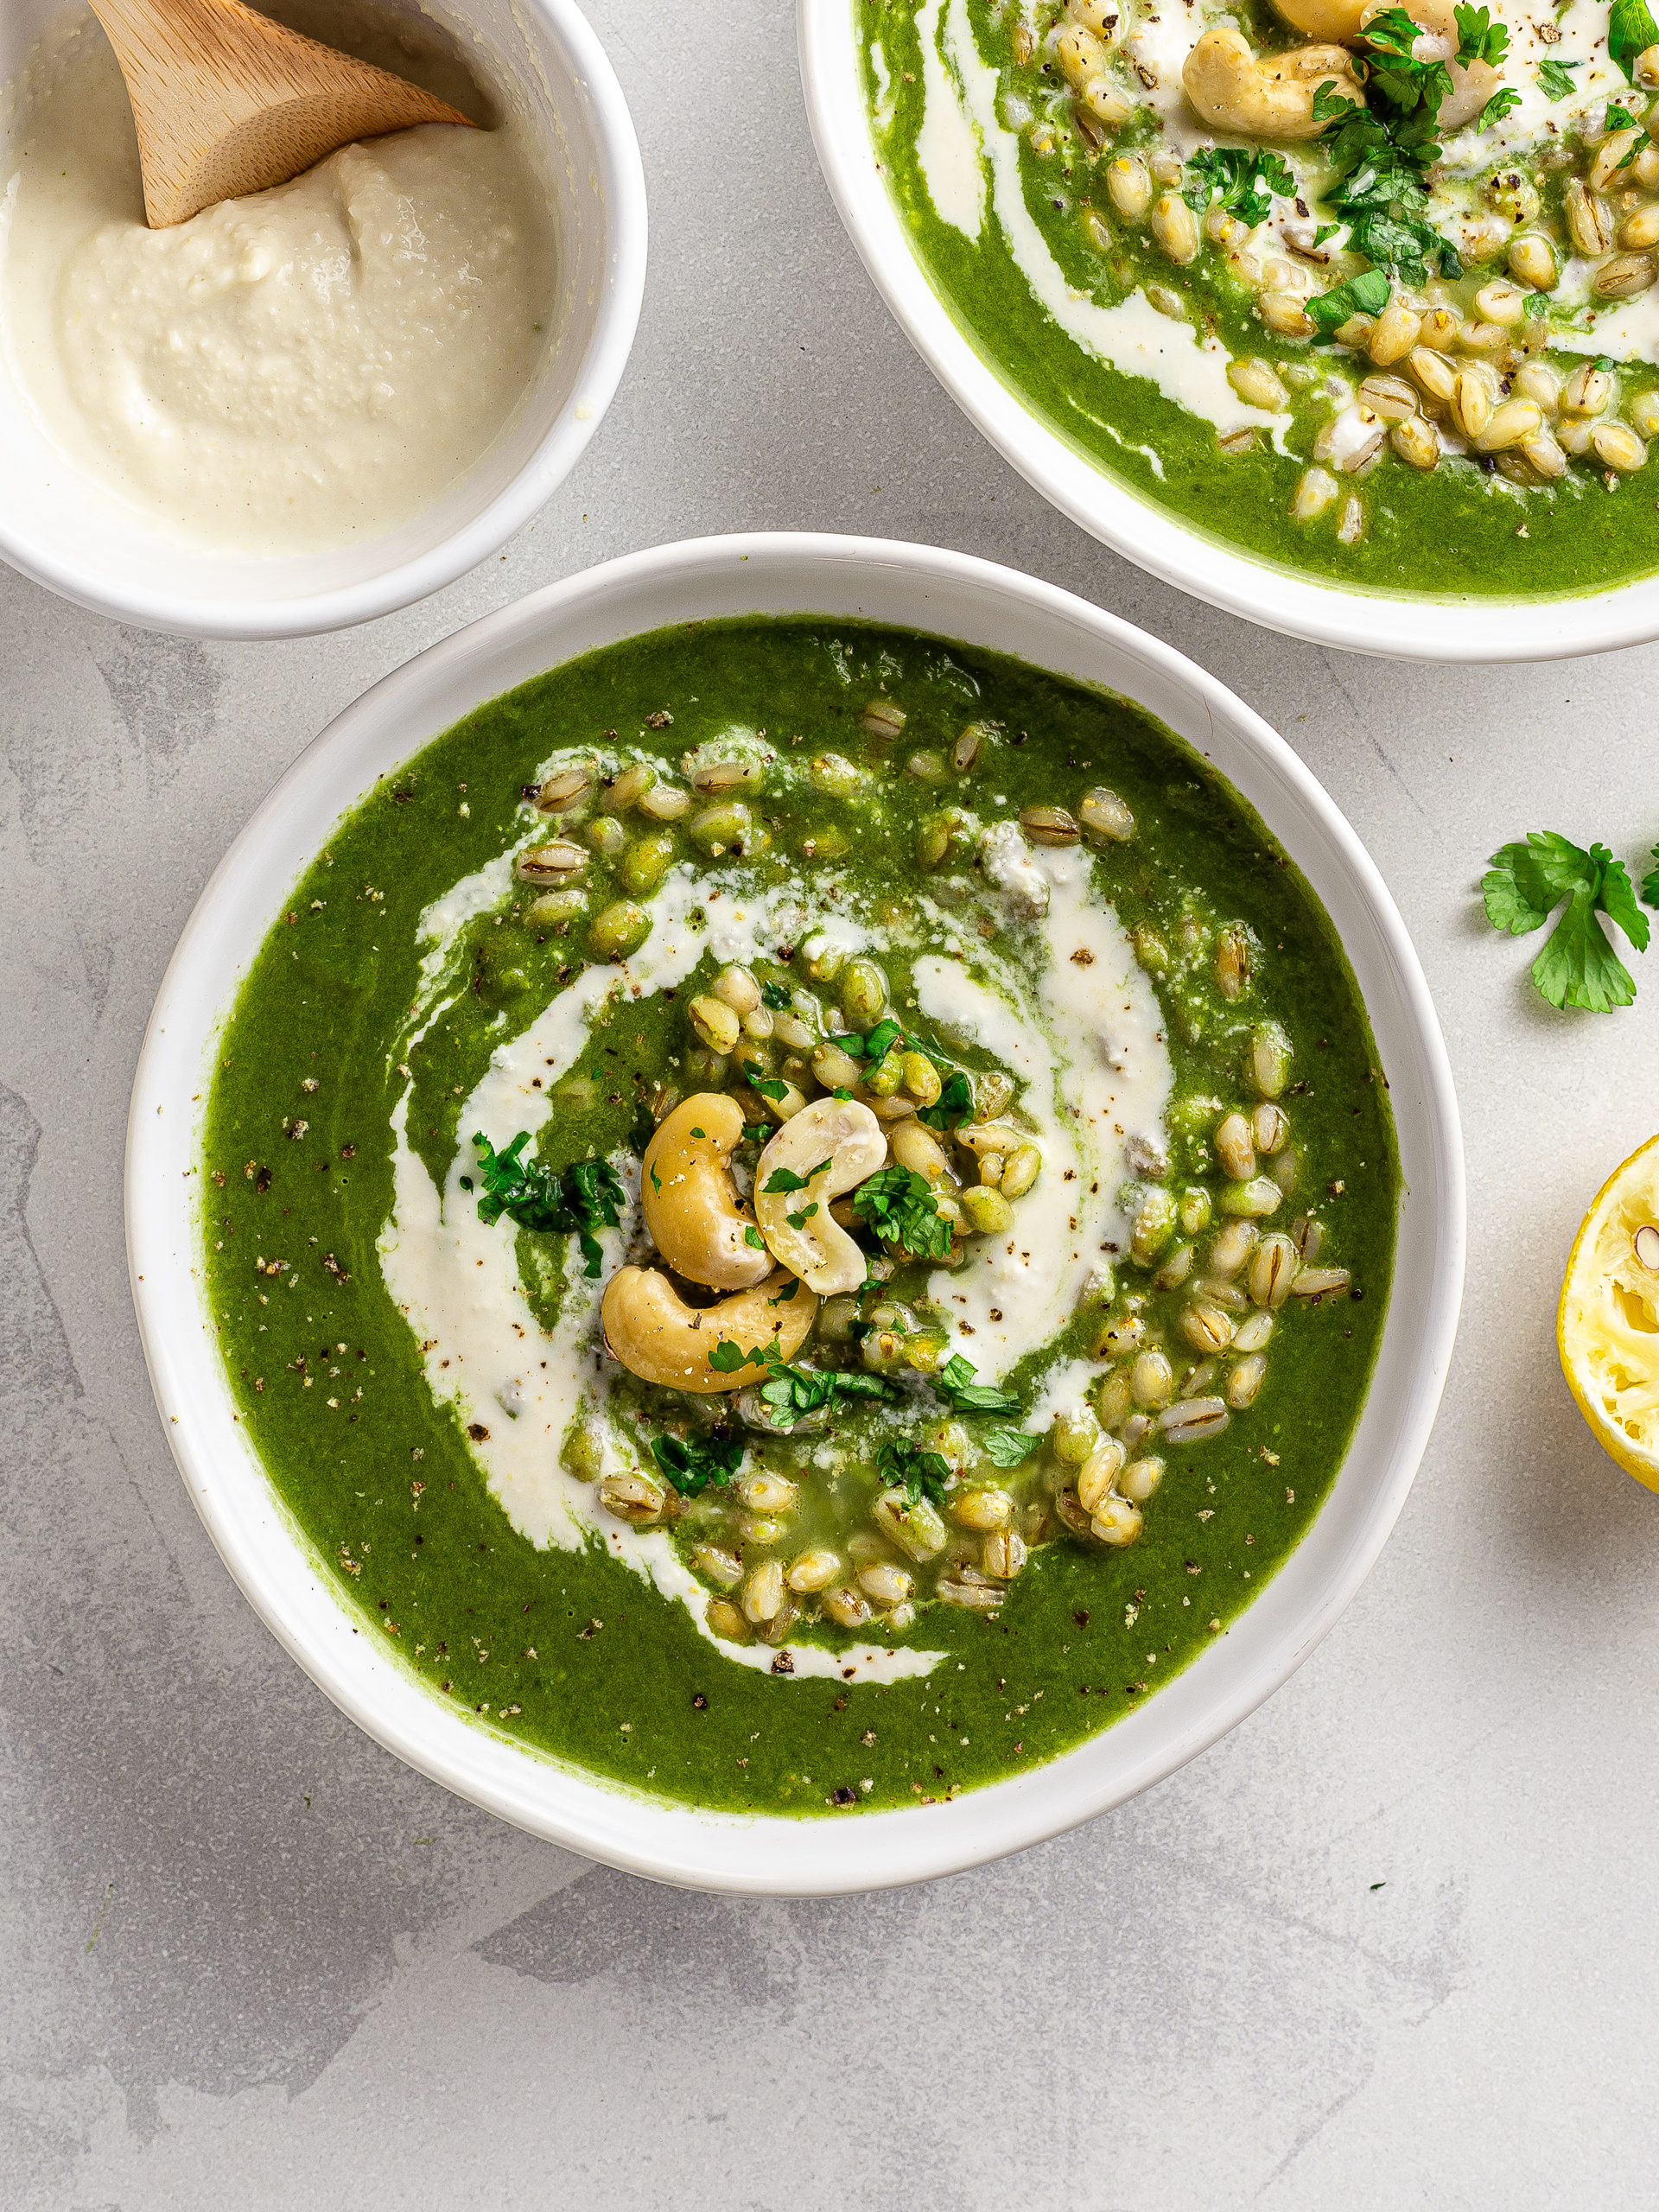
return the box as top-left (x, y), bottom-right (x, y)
top-left (89, 0), bottom-right (475, 229)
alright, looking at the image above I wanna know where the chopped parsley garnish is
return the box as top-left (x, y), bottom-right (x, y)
top-left (651, 1432), bottom-right (744, 1497)
top-left (1607, 99), bottom-right (1645, 138)
top-left (760, 981), bottom-right (791, 1009)
top-left (762, 1158), bottom-right (833, 1194)
top-left (982, 1427), bottom-right (1040, 1466)
top-left (709, 1337), bottom-right (897, 1421)
top-left (849, 1017), bottom-right (905, 1061)
top-left (933, 1353), bottom-right (1021, 1417)
top-left (1535, 54), bottom-right (1580, 99)
top-left (849, 1165), bottom-right (954, 1261)
top-left (1483, 832), bottom-right (1650, 1011)
top-left (1478, 86), bottom-right (1522, 128)
top-left (1185, 145), bottom-right (1296, 228)
top-left (875, 1438), bottom-right (952, 1507)
top-left (461, 1134), bottom-right (623, 1276)
top-left (743, 1224), bottom-right (766, 1249)
top-left (1307, 266), bottom-right (1392, 340)
top-left (749, 1077), bottom-right (789, 1103)
top-left (1452, 3), bottom-right (1510, 68)
top-left (785, 1202), bottom-right (820, 1229)
top-left (918, 1067), bottom-right (975, 1133)
top-left (1523, 291), bottom-right (1548, 319)
top-left (1304, 1), bottom-right (1533, 289)
top-left (708, 1338), bottom-right (772, 1373)
top-left (1611, 0), bottom-right (1659, 82)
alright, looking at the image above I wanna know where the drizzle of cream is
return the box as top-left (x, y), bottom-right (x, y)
top-left (913, 848), bottom-right (1172, 1387)
top-left (926, 0), bottom-right (1287, 440)
top-left (916, 0), bottom-right (987, 236)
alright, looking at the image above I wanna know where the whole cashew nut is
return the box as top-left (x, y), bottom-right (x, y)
top-left (1183, 27), bottom-right (1362, 140)
top-left (641, 1093), bottom-right (771, 1292)
top-left (1269, 0), bottom-right (1370, 40)
top-left (600, 1266), bottom-right (818, 1393)
top-left (753, 1096), bottom-right (887, 1294)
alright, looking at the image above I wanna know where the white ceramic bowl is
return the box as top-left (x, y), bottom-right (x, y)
top-left (798, 0), bottom-right (1657, 664)
top-left (0, 0), bottom-right (645, 640)
top-left (127, 531), bottom-right (1465, 1893)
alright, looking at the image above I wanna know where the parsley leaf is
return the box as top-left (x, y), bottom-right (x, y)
top-left (918, 1067), bottom-right (975, 1133)
top-left (760, 981), bottom-right (791, 1009)
top-left (763, 1157), bottom-right (834, 1195)
top-left (1643, 843), bottom-right (1659, 908)
top-left (860, 1017), bottom-right (905, 1062)
top-left (709, 1338), bottom-right (773, 1374)
top-left (1611, 0), bottom-right (1659, 83)
top-left (743, 1225), bottom-right (766, 1249)
top-left (933, 1353), bottom-right (1022, 1417)
top-left (1536, 54), bottom-right (1580, 99)
top-left (1482, 832), bottom-right (1651, 1011)
top-left (1478, 86), bottom-right (1522, 128)
top-left (711, 1334), bottom-right (897, 1422)
top-left (1453, 3), bottom-right (1510, 68)
top-left (1187, 145), bottom-right (1296, 228)
top-left (651, 1432), bottom-right (744, 1497)
top-left (749, 1077), bottom-right (789, 1103)
top-left (465, 1134), bottom-right (624, 1276)
top-left (982, 1427), bottom-right (1039, 1466)
top-left (1307, 267), bottom-right (1392, 339)
top-left (875, 1437), bottom-right (953, 1507)
top-left (849, 1165), bottom-right (954, 1261)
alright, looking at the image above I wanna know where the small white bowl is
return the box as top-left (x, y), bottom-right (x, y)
top-left (127, 531), bottom-right (1465, 1893)
top-left (0, 0), bottom-right (645, 640)
top-left (798, 0), bottom-right (1658, 664)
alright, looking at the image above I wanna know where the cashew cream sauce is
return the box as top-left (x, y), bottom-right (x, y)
top-left (914, 847), bottom-right (1172, 1432)
top-left (0, 15), bottom-right (556, 556)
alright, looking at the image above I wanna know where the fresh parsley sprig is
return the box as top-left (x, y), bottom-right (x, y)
top-left (1483, 832), bottom-right (1651, 1011)
top-left (651, 1431), bottom-right (745, 1497)
top-left (461, 1134), bottom-right (624, 1276)
top-left (849, 1165), bottom-right (954, 1262)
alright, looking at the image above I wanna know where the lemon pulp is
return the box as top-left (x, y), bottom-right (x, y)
top-left (1559, 1131), bottom-right (1659, 1491)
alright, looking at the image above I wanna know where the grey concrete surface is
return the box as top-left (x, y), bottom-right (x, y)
top-left (5, 3), bottom-right (1659, 2207)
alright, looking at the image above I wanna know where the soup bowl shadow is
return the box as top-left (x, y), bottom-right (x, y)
top-left (126, 531), bottom-right (1465, 1892)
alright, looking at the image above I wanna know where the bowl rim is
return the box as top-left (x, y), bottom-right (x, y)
top-left (0, 0), bottom-right (647, 642)
top-left (126, 529), bottom-right (1465, 1893)
top-left (795, 0), bottom-right (1659, 665)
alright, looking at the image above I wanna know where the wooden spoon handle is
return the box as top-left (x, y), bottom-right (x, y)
top-left (90, 0), bottom-right (474, 226)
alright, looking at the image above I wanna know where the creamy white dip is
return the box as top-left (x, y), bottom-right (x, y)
top-left (0, 14), bottom-right (556, 556)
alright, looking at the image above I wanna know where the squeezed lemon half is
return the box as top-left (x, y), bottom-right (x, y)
top-left (1559, 1132), bottom-right (1659, 1491)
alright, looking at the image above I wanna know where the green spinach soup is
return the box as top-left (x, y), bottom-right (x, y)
top-left (863, 0), bottom-right (1659, 597)
top-left (202, 620), bottom-right (1398, 1815)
